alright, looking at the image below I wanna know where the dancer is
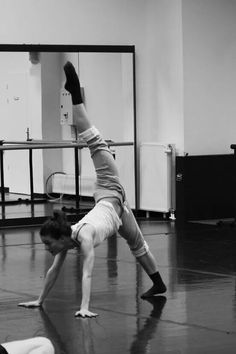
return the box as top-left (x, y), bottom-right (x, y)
top-left (0, 337), bottom-right (54, 354)
top-left (19, 62), bottom-right (166, 318)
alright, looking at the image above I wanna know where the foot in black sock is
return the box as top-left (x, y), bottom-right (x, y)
top-left (141, 283), bottom-right (167, 299)
top-left (141, 271), bottom-right (167, 299)
top-left (63, 61), bottom-right (83, 105)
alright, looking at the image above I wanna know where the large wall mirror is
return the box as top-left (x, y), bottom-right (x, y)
top-left (0, 45), bottom-right (137, 225)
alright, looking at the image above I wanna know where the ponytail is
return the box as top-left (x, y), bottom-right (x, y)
top-left (51, 210), bottom-right (68, 224)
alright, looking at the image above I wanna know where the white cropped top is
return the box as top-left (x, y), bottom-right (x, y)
top-left (71, 200), bottom-right (122, 247)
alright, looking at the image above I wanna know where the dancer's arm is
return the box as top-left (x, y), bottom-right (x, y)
top-left (75, 234), bottom-right (98, 318)
top-left (18, 250), bottom-right (67, 308)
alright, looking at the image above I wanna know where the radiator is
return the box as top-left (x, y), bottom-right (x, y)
top-left (139, 143), bottom-right (175, 217)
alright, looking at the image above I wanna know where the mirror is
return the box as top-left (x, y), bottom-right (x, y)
top-left (0, 45), bottom-right (137, 225)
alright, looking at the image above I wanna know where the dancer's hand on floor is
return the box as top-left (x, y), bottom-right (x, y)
top-left (18, 300), bottom-right (42, 308)
top-left (75, 309), bottom-right (98, 318)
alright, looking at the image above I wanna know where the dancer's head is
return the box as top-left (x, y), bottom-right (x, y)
top-left (40, 210), bottom-right (72, 255)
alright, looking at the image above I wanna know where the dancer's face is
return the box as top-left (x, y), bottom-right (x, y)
top-left (41, 234), bottom-right (66, 256)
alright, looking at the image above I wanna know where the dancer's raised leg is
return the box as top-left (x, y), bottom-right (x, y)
top-left (64, 61), bottom-right (91, 134)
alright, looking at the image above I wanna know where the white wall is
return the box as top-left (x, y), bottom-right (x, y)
top-left (0, 52), bottom-right (44, 193)
top-left (41, 53), bottom-right (63, 187)
top-left (138, 0), bottom-right (184, 154)
top-left (0, 52), bottom-right (29, 140)
top-left (28, 62), bottom-right (44, 193)
top-left (183, 0), bottom-right (236, 155)
top-left (0, 0), bottom-right (184, 154)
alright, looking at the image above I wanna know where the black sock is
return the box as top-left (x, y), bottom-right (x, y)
top-left (63, 61), bottom-right (83, 105)
top-left (141, 272), bottom-right (166, 299)
top-left (149, 271), bottom-right (165, 285)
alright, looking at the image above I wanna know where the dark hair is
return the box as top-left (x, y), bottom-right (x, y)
top-left (40, 210), bottom-right (71, 240)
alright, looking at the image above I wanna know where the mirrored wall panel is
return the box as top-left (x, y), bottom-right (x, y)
top-left (0, 45), bottom-right (137, 224)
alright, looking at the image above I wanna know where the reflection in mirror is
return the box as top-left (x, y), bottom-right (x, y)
top-left (0, 48), bottom-right (136, 223)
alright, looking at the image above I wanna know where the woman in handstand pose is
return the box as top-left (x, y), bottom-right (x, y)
top-left (19, 62), bottom-right (166, 317)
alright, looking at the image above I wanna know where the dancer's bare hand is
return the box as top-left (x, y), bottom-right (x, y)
top-left (18, 300), bottom-right (42, 308)
top-left (75, 309), bottom-right (98, 318)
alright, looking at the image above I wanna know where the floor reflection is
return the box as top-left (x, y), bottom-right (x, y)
top-left (39, 309), bottom-right (68, 354)
top-left (130, 296), bottom-right (167, 354)
top-left (107, 234), bottom-right (118, 279)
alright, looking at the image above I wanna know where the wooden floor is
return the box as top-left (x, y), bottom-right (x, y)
top-left (0, 205), bottom-right (236, 353)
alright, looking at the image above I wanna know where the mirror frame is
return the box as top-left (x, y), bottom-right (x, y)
top-left (0, 44), bottom-right (138, 211)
